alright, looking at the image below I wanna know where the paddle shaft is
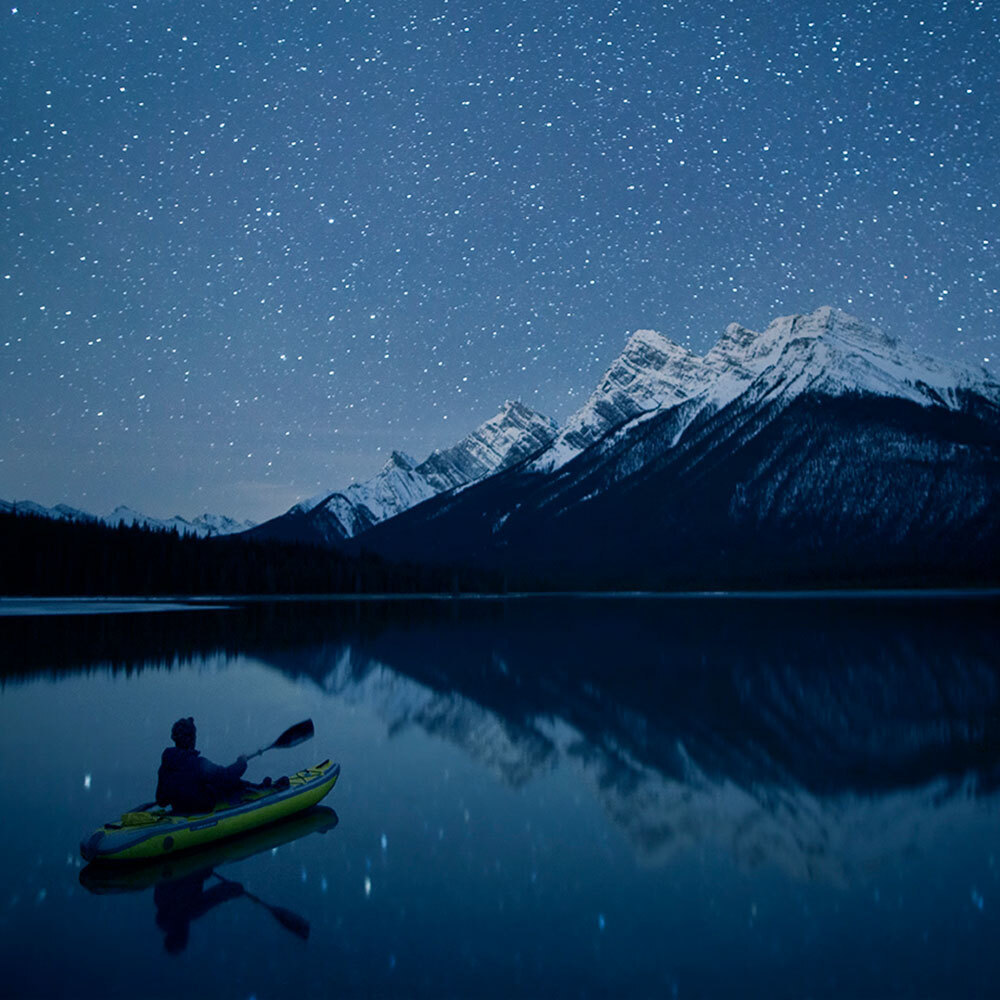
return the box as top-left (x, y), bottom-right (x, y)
top-left (213, 873), bottom-right (310, 939)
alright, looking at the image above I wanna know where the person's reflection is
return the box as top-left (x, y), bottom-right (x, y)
top-left (80, 807), bottom-right (331, 952)
top-left (153, 868), bottom-right (243, 955)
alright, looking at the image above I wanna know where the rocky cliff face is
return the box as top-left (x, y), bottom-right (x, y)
top-left (251, 399), bottom-right (558, 545)
top-left (418, 399), bottom-right (560, 492)
top-left (532, 329), bottom-right (717, 472)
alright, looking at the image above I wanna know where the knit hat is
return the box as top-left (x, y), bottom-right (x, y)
top-left (170, 716), bottom-right (196, 748)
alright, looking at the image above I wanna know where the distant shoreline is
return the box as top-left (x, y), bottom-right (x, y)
top-left (2, 588), bottom-right (999, 616)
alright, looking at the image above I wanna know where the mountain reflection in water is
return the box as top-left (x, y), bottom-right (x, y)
top-left (5, 595), bottom-right (998, 884)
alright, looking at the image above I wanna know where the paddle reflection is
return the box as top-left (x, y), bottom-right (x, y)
top-left (80, 806), bottom-right (337, 954)
top-left (154, 869), bottom-right (244, 955)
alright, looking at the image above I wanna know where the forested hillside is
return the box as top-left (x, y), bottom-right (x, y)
top-left (0, 511), bottom-right (494, 595)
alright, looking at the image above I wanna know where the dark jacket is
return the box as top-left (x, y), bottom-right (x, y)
top-left (156, 747), bottom-right (247, 814)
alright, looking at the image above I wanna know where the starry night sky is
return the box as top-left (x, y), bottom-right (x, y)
top-left (2, 0), bottom-right (997, 522)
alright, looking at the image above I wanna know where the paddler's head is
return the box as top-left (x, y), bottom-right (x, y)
top-left (170, 716), bottom-right (196, 749)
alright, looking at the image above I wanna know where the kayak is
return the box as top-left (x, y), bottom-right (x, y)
top-left (80, 759), bottom-right (340, 863)
top-left (80, 805), bottom-right (339, 893)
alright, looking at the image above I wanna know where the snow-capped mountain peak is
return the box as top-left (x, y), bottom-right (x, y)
top-left (531, 328), bottom-right (716, 473)
top-left (2, 499), bottom-right (255, 536)
top-left (106, 504), bottom-right (150, 525)
top-left (358, 306), bottom-right (999, 589)
top-left (706, 306), bottom-right (997, 411)
top-left (104, 505), bottom-right (256, 536)
top-left (420, 398), bottom-right (559, 492)
top-left (709, 307), bottom-right (898, 375)
top-left (385, 450), bottom-right (419, 473)
top-left (186, 512), bottom-right (259, 536)
top-left (607, 328), bottom-right (709, 401)
top-left (272, 399), bottom-right (559, 542)
top-left (533, 307), bottom-right (998, 475)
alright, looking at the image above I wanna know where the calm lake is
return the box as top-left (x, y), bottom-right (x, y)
top-left (1, 595), bottom-right (998, 998)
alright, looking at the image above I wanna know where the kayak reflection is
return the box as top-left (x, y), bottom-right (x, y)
top-left (80, 805), bottom-right (337, 954)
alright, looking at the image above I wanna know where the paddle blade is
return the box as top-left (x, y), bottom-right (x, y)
top-left (269, 904), bottom-right (311, 940)
top-left (272, 719), bottom-right (314, 750)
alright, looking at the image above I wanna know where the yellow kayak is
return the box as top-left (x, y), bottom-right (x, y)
top-left (80, 760), bottom-right (340, 862)
top-left (79, 805), bottom-right (339, 891)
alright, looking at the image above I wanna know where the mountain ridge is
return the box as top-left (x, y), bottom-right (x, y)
top-left (7, 306), bottom-right (997, 589)
top-left (251, 398), bottom-right (558, 545)
top-left (0, 498), bottom-right (256, 538)
top-left (356, 307), bottom-right (1000, 587)
top-left (532, 306), bottom-right (997, 476)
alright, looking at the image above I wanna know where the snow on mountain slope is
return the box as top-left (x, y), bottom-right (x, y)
top-left (2, 499), bottom-right (255, 536)
top-left (532, 329), bottom-right (719, 473)
top-left (103, 505), bottom-right (257, 536)
top-left (287, 399), bottom-right (558, 539)
top-left (292, 454), bottom-right (430, 520)
top-left (1, 499), bottom-right (89, 520)
top-left (532, 307), bottom-right (999, 475)
top-left (419, 399), bottom-right (559, 490)
top-left (704, 306), bottom-right (997, 410)
top-left (185, 511), bottom-right (259, 536)
top-left (357, 305), bottom-right (999, 587)
top-left (336, 451), bottom-right (439, 525)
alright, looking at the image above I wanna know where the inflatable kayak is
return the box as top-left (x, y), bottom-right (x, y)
top-left (80, 806), bottom-right (339, 893)
top-left (80, 759), bottom-right (340, 863)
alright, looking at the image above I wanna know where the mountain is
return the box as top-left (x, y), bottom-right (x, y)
top-left (0, 500), bottom-right (94, 522)
top-left (104, 505), bottom-right (257, 537)
top-left (534, 307), bottom-right (991, 473)
top-left (532, 327), bottom-right (718, 472)
top-left (250, 399), bottom-right (558, 546)
top-left (0, 499), bottom-right (255, 537)
top-left (359, 307), bottom-right (1000, 587)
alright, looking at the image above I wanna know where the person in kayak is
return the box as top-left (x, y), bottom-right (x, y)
top-left (156, 717), bottom-right (248, 814)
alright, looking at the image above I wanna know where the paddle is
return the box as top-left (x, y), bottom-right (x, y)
top-left (245, 718), bottom-right (314, 761)
top-left (213, 873), bottom-right (310, 940)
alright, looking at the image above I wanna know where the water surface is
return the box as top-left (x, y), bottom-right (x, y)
top-left (1, 596), bottom-right (998, 997)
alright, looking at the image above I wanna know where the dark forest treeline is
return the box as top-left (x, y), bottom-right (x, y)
top-left (0, 511), bottom-right (500, 595)
top-left (3, 506), bottom-right (997, 597)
